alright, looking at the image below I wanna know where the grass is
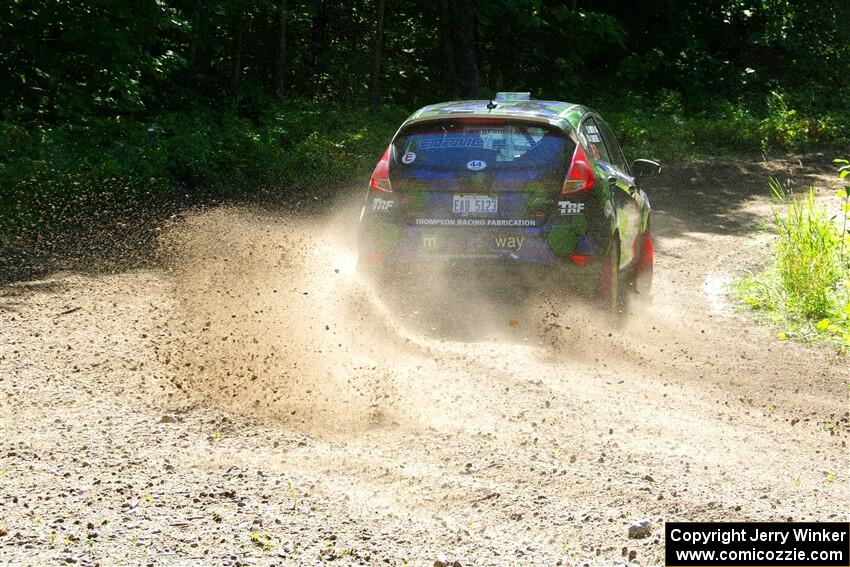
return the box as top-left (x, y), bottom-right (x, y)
top-left (735, 162), bottom-right (850, 348)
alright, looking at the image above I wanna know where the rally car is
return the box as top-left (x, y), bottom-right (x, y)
top-left (357, 92), bottom-right (659, 312)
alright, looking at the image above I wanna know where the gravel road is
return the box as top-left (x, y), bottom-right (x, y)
top-left (1, 155), bottom-right (848, 566)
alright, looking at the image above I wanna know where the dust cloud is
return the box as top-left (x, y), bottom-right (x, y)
top-left (157, 203), bottom-right (390, 434)
top-left (157, 196), bottom-right (664, 436)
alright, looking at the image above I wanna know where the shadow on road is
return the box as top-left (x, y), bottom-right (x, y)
top-left (643, 152), bottom-right (837, 241)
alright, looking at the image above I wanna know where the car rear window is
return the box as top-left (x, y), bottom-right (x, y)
top-left (392, 120), bottom-right (574, 172)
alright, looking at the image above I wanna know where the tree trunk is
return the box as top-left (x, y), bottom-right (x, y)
top-left (188, 3), bottom-right (201, 68)
top-left (275, 0), bottom-right (288, 98)
top-left (369, 0), bottom-right (386, 112)
top-left (450, 0), bottom-right (480, 98)
top-left (438, 0), bottom-right (456, 97)
top-left (310, 0), bottom-right (329, 89)
top-left (230, 15), bottom-right (244, 98)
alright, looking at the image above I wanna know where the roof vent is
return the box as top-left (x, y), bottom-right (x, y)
top-left (494, 92), bottom-right (531, 102)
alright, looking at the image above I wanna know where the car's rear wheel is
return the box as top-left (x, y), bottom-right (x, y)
top-left (598, 236), bottom-right (624, 315)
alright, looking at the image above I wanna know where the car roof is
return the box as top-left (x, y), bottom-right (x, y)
top-left (403, 99), bottom-right (589, 132)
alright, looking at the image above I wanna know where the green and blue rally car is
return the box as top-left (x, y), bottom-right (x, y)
top-left (358, 92), bottom-right (659, 311)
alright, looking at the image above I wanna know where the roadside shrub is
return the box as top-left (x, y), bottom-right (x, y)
top-left (600, 92), bottom-right (850, 161)
top-left (736, 168), bottom-right (850, 347)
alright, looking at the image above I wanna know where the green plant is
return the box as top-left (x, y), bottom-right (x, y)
top-left (835, 159), bottom-right (850, 263)
top-left (736, 165), bottom-right (850, 347)
top-left (770, 180), bottom-right (841, 318)
top-left (286, 481), bottom-right (301, 509)
top-left (248, 531), bottom-right (273, 551)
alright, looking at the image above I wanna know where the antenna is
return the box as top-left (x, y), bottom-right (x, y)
top-left (486, 99), bottom-right (498, 111)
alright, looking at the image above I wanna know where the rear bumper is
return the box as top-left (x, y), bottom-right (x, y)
top-left (387, 226), bottom-right (558, 266)
top-left (360, 215), bottom-right (602, 261)
top-left (358, 222), bottom-right (603, 295)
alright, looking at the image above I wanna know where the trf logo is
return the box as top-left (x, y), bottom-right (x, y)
top-left (558, 200), bottom-right (585, 215)
top-left (372, 198), bottom-right (394, 212)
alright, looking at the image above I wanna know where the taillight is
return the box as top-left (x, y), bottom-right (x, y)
top-left (561, 144), bottom-right (596, 196)
top-left (369, 145), bottom-right (393, 193)
top-left (568, 253), bottom-right (593, 266)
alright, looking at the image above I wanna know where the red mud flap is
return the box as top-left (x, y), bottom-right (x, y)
top-left (633, 232), bottom-right (654, 296)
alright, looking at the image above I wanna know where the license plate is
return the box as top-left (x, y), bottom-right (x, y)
top-left (452, 194), bottom-right (498, 216)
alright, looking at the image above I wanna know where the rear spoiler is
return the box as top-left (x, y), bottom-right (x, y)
top-left (401, 113), bottom-right (569, 132)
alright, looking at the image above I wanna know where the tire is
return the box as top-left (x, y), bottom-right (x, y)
top-left (598, 236), bottom-right (624, 315)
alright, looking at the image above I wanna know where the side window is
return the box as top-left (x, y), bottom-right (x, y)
top-left (580, 118), bottom-right (611, 164)
top-left (597, 119), bottom-right (629, 173)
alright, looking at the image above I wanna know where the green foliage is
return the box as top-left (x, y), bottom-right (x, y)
top-left (145, 103), bottom-right (404, 193)
top-left (601, 91), bottom-right (850, 162)
top-left (3, 1), bottom-right (850, 117)
top-left (756, 91), bottom-right (846, 150)
top-left (736, 168), bottom-right (850, 347)
top-left (0, 102), bottom-right (404, 243)
top-left (0, 0), bottom-right (187, 118)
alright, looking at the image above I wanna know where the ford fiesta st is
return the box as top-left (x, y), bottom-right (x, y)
top-left (357, 92), bottom-right (659, 312)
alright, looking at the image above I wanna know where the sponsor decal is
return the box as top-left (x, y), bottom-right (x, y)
top-left (558, 200), bottom-right (585, 215)
top-left (423, 235), bottom-right (488, 253)
top-left (466, 160), bottom-right (487, 171)
top-left (603, 201), bottom-right (615, 218)
top-left (372, 197), bottom-right (394, 212)
top-left (401, 151), bottom-right (417, 164)
top-left (494, 235), bottom-right (525, 251)
top-left (548, 216), bottom-right (589, 255)
top-left (419, 137), bottom-right (484, 150)
top-left (465, 128), bottom-right (505, 136)
top-left (414, 218), bottom-right (537, 227)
